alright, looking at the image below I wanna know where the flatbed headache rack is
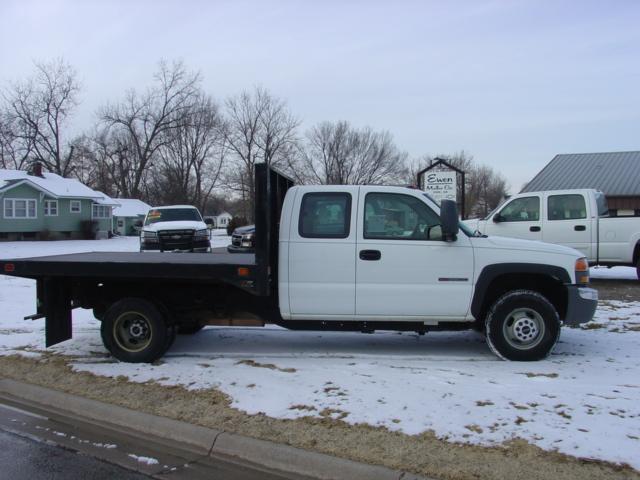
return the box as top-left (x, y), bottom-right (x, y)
top-left (0, 163), bottom-right (294, 347)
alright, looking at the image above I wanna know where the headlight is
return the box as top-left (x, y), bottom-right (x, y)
top-left (195, 229), bottom-right (209, 238)
top-left (141, 230), bottom-right (157, 239)
top-left (575, 257), bottom-right (589, 285)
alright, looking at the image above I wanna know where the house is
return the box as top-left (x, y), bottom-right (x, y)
top-left (522, 151), bottom-right (640, 217)
top-left (112, 199), bottom-right (151, 236)
top-left (213, 211), bottom-right (233, 229)
top-left (0, 165), bottom-right (117, 240)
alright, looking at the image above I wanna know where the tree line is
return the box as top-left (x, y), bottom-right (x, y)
top-left (0, 58), bottom-right (508, 220)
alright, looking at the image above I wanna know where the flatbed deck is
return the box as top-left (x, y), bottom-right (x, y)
top-left (2, 251), bottom-right (256, 281)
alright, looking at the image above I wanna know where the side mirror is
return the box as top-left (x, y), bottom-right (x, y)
top-left (204, 218), bottom-right (213, 226)
top-left (134, 220), bottom-right (143, 228)
top-left (440, 200), bottom-right (459, 241)
top-left (493, 214), bottom-right (503, 223)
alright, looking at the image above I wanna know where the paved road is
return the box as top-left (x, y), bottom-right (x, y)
top-left (0, 401), bottom-right (303, 480)
top-left (0, 429), bottom-right (149, 480)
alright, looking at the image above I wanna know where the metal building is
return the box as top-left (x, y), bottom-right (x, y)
top-left (522, 151), bottom-right (640, 217)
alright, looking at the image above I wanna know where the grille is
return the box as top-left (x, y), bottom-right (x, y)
top-left (158, 229), bottom-right (195, 249)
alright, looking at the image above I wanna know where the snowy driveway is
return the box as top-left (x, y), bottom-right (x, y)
top-left (0, 238), bottom-right (639, 470)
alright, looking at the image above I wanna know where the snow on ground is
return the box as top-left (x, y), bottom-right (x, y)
top-left (0, 239), bottom-right (639, 470)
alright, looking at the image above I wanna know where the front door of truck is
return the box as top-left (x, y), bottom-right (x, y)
top-left (355, 189), bottom-right (474, 319)
top-left (287, 189), bottom-right (358, 317)
top-left (484, 195), bottom-right (543, 241)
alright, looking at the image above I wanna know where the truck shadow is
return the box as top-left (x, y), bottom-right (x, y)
top-left (168, 327), bottom-right (496, 361)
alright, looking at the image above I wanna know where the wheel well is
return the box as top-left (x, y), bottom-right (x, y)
top-left (633, 242), bottom-right (640, 265)
top-left (475, 273), bottom-right (567, 324)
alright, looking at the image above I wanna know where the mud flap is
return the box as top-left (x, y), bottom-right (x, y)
top-left (43, 277), bottom-right (72, 347)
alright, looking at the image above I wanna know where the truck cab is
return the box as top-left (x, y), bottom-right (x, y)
top-left (464, 189), bottom-right (640, 276)
top-left (275, 184), bottom-right (597, 361)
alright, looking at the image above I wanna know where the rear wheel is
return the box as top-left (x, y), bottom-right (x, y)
top-left (636, 259), bottom-right (640, 280)
top-left (485, 290), bottom-right (560, 361)
top-left (101, 298), bottom-right (171, 363)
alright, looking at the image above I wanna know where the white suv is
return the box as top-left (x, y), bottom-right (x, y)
top-left (140, 205), bottom-right (211, 252)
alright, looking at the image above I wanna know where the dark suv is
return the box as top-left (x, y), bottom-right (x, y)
top-left (227, 225), bottom-right (255, 253)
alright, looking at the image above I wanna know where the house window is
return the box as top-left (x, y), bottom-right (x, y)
top-left (44, 200), bottom-right (58, 216)
top-left (92, 204), bottom-right (111, 219)
top-left (3, 199), bottom-right (37, 219)
top-left (70, 200), bottom-right (81, 213)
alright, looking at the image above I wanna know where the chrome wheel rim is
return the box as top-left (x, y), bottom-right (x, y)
top-left (502, 307), bottom-right (545, 350)
top-left (113, 311), bottom-right (152, 353)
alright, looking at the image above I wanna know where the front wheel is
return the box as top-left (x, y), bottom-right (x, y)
top-left (485, 290), bottom-right (560, 361)
top-left (101, 298), bottom-right (172, 363)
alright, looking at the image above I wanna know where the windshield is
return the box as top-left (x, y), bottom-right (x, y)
top-left (483, 197), bottom-right (507, 220)
top-left (144, 208), bottom-right (202, 225)
top-left (421, 193), bottom-right (475, 237)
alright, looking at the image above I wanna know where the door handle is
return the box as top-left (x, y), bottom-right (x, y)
top-left (359, 249), bottom-right (381, 261)
top-left (574, 225), bottom-right (586, 231)
top-left (529, 226), bottom-right (541, 232)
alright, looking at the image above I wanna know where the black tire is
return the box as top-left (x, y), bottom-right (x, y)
top-left (177, 324), bottom-right (204, 335)
top-left (636, 259), bottom-right (640, 281)
top-left (165, 324), bottom-right (177, 351)
top-left (485, 290), bottom-right (560, 361)
top-left (101, 298), bottom-right (171, 363)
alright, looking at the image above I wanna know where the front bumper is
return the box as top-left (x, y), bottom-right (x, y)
top-left (140, 238), bottom-right (211, 252)
top-left (563, 286), bottom-right (598, 326)
top-left (227, 244), bottom-right (255, 254)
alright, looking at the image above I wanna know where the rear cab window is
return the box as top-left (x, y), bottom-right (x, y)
top-left (547, 194), bottom-right (587, 220)
top-left (299, 193), bottom-right (352, 238)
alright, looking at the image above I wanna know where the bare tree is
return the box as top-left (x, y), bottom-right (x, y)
top-left (223, 87), bottom-right (299, 219)
top-left (296, 120), bottom-right (407, 185)
top-left (1, 58), bottom-right (80, 175)
top-left (151, 93), bottom-right (226, 210)
top-left (98, 60), bottom-right (200, 199)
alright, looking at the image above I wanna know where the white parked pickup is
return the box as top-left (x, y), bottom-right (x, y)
top-left (464, 189), bottom-right (640, 279)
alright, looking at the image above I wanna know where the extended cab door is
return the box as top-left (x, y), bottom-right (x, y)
top-left (542, 192), bottom-right (593, 258)
top-left (287, 188), bottom-right (358, 318)
top-left (484, 194), bottom-right (543, 241)
top-left (355, 189), bottom-right (474, 319)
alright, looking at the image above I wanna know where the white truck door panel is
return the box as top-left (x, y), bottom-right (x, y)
top-left (288, 189), bottom-right (358, 316)
top-left (355, 190), bottom-right (473, 318)
top-left (542, 192), bottom-right (592, 258)
top-left (484, 195), bottom-right (543, 241)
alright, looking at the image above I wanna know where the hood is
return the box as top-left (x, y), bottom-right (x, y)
top-left (233, 225), bottom-right (255, 235)
top-left (473, 235), bottom-right (582, 257)
top-left (143, 220), bottom-right (207, 232)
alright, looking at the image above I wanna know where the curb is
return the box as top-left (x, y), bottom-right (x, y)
top-left (0, 378), bottom-right (428, 480)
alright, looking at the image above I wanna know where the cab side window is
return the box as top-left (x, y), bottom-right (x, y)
top-left (548, 194), bottom-right (587, 220)
top-left (498, 197), bottom-right (540, 222)
top-left (299, 193), bottom-right (351, 238)
top-left (364, 193), bottom-right (442, 240)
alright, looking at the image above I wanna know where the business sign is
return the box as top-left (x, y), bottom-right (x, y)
top-left (424, 171), bottom-right (457, 203)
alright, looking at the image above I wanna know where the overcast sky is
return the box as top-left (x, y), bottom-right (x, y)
top-left (1, 0), bottom-right (639, 192)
